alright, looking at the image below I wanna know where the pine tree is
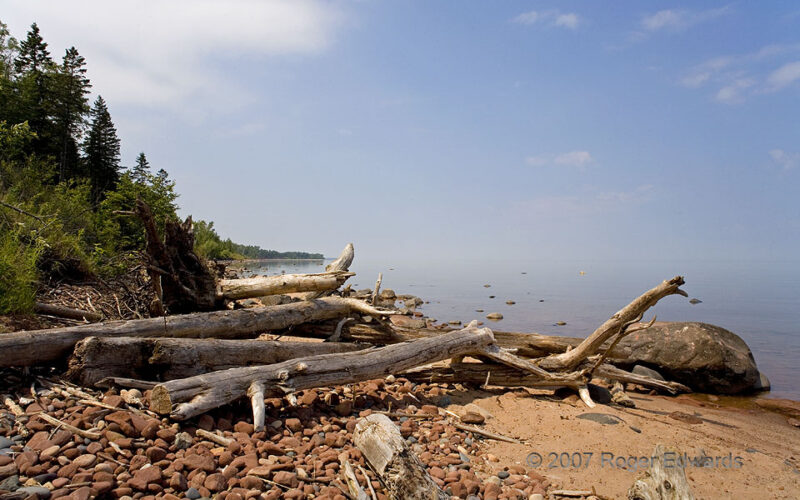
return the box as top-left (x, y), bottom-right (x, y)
top-left (13, 23), bottom-right (56, 162)
top-left (131, 152), bottom-right (150, 184)
top-left (54, 47), bottom-right (91, 181)
top-left (83, 95), bottom-right (121, 205)
top-left (13, 23), bottom-right (50, 76)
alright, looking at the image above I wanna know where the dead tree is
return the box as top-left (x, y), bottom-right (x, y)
top-left (67, 336), bottom-right (368, 385)
top-left (354, 413), bottom-right (449, 500)
top-left (0, 298), bottom-right (398, 367)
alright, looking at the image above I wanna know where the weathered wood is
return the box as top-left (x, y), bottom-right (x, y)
top-left (404, 362), bottom-right (689, 394)
top-left (136, 198), bottom-right (219, 313)
top-left (628, 444), bottom-right (694, 500)
top-left (0, 298), bottom-right (398, 367)
top-left (66, 336), bottom-right (368, 385)
top-left (297, 243), bottom-right (354, 300)
top-left (538, 276), bottom-right (687, 371)
top-left (354, 413), bottom-right (449, 500)
top-left (218, 271), bottom-right (354, 300)
top-left (150, 325), bottom-right (495, 420)
top-left (34, 302), bottom-right (103, 322)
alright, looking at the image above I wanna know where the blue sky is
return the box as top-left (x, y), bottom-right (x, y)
top-left (3, 1), bottom-right (799, 261)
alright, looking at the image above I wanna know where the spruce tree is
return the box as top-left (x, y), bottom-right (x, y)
top-left (14, 23), bottom-right (56, 162)
top-left (13, 23), bottom-right (50, 76)
top-left (83, 95), bottom-right (121, 205)
top-left (131, 152), bottom-right (150, 184)
top-left (54, 47), bottom-right (91, 181)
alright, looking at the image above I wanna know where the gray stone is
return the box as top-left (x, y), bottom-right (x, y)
top-left (497, 470), bottom-right (510, 479)
top-left (587, 384), bottom-right (612, 404)
top-left (17, 486), bottom-right (51, 499)
top-left (0, 437), bottom-right (14, 449)
top-left (576, 413), bottom-right (622, 425)
top-left (174, 432), bottom-right (193, 450)
top-left (615, 322), bottom-right (760, 394)
top-left (458, 453), bottom-right (470, 463)
top-left (186, 487), bottom-right (201, 499)
top-left (752, 372), bottom-right (771, 392)
top-left (632, 364), bottom-right (666, 381)
top-left (0, 475), bottom-right (21, 492)
top-left (689, 298), bottom-right (703, 304)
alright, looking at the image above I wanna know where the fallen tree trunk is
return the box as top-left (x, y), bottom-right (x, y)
top-left (354, 413), bottom-right (449, 500)
top-left (0, 298), bottom-right (397, 367)
top-left (538, 276), bottom-right (687, 371)
top-left (217, 271), bottom-right (354, 300)
top-left (34, 302), bottom-right (103, 322)
top-left (296, 243), bottom-right (354, 300)
top-left (66, 336), bottom-right (368, 385)
top-left (404, 362), bottom-right (690, 394)
top-left (149, 325), bottom-right (496, 420)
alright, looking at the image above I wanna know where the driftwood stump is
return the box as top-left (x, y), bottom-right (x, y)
top-left (628, 444), bottom-right (695, 500)
top-left (354, 413), bottom-right (449, 500)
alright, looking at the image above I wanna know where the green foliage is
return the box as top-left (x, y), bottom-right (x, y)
top-left (83, 95), bottom-right (120, 205)
top-left (0, 227), bottom-right (42, 314)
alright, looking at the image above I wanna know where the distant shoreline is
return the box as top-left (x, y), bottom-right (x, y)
top-left (218, 258), bottom-right (329, 264)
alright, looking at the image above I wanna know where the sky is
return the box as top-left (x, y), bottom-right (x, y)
top-left (2, 1), bottom-right (799, 262)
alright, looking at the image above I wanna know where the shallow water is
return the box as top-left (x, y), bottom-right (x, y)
top-left (237, 258), bottom-right (800, 400)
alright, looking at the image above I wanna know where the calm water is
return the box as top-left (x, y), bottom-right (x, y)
top-left (237, 258), bottom-right (800, 400)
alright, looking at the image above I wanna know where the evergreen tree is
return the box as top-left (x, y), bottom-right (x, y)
top-left (54, 47), bottom-right (91, 181)
top-left (83, 95), bottom-right (121, 205)
top-left (131, 152), bottom-right (150, 184)
top-left (13, 23), bottom-right (56, 162)
top-left (0, 20), bottom-right (17, 80)
top-left (13, 23), bottom-right (50, 76)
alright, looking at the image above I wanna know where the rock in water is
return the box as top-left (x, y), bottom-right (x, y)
top-left (615, 322), bottom-right (760, 394)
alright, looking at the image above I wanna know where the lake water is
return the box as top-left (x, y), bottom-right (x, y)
top-left (236, 257), bottom-right (800, 400)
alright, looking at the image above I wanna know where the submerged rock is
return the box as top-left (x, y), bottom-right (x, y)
top-left (485, 312), bottom-right (503, 320)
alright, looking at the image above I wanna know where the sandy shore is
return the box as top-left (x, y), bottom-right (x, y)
top-left (449, 387), bottom-right (800, 499)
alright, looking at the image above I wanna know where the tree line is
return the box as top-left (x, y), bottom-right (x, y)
top-left (0, 21), bottom-right (321, 314)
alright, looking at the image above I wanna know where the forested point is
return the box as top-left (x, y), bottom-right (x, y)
top-left (0, 21), bottom-right (321, 315)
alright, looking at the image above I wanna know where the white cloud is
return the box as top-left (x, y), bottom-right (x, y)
top-left (715, 78), bottom-right (755, 103)
top-left (516, 184), bottom-right (654, 217)
top-left (512, 10), bottom-right (580, 29)
top-left (766, 61), bottom-right (800, 90)
top-left (681, 44), bottom-right (800, 103)
top-left (2, 0), bottom-right (343, 111)
top-left (769, 149), bottom-right (800, 170)
top-left (526, 151), bottom-right (594, 167)
top-left (641, 6), bottom-right (729, 32)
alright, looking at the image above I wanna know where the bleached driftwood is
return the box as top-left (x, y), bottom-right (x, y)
top-left (217, 271), bottom-right (354, 300)
top-left (296, 243), bottom-right (355, 300)
top-left (538, 276), bottom-right (687, 371)
top-left (354, 413), bottom-right (449, 500)
top-left (0, 297), bottom-right (397, 367)
top-left (628, 444), bottom-right (694, 500)
top-left (66, 336), bottom-right (368, 385)
top-left (149, 325), bottom-right (496, 420)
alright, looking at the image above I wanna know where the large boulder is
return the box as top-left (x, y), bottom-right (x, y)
top-left (610, 322), bottom-right (760, 394)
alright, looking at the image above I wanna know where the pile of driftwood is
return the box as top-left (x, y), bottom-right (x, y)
top-left (0, 206), bottom-right (699, 498)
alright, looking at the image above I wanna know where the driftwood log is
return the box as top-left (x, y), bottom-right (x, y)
top-left (627, 444), bottom-right (694, 500)
top-left (296, 243), bottom-right (354, 300)
top-left (149, 325), bottom-right (497, 420)
top-left (354, 413), bottom-right (448, 500)
top-left (217, 271), bottom-right (354, 300)
top-left (66, 336), bottom-right (368, 385)
top-left (0, 298), bottom-right (397, 367)
top-left (33, 302), bottom-right (103, 322)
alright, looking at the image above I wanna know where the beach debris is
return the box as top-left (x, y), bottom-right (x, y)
top-left (505, 300), bottom-right (515, 305)
top-left (628, 444), bottom-right (694, 500)
top-left (668, 411), bottom-right (704, 425)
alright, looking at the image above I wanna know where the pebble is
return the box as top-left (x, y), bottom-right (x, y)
top-left (497, 470), bottom-right (510, 479)
top-left (186, 487), bottom-right (201, 499)
top-left (0, 437), bottom-right (14, 449)
top-left (174, 432), bottom-right (193, 450)
top-left (16, 486), bottom-right (51, 499)
top-left (486, 312), bottom-right (503, 320)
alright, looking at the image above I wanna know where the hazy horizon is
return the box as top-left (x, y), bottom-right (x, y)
top-left (3, 1), bottom-right (798, 262)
